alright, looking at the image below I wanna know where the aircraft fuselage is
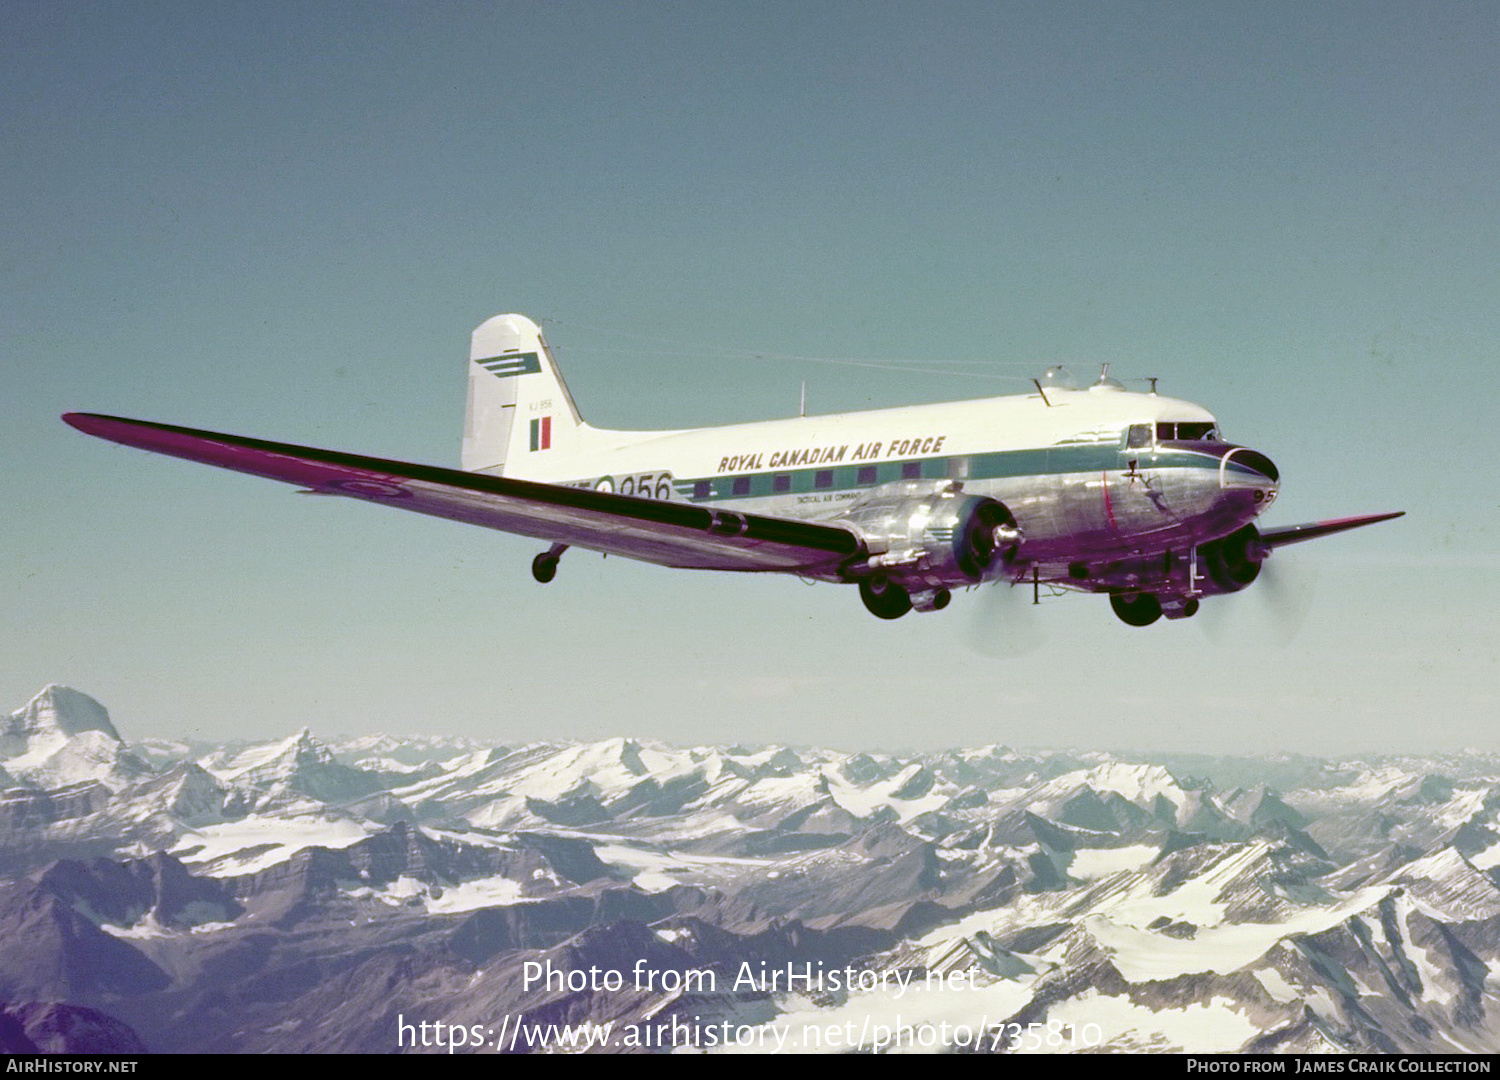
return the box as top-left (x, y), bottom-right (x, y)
top-left (488, 381), bottom-right (1280, 600)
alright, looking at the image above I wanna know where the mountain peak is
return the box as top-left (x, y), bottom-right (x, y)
top-left (17, 684), bottom-right (120, 735)
top-left (2, 686), bottom-right (123, 766)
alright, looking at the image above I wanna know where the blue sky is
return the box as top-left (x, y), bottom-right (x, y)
top-left (4, 1), bottom-right (1497, 752)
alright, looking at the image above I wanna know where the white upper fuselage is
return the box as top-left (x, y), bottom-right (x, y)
top-left (502, 384), bottom-right (1209, 486)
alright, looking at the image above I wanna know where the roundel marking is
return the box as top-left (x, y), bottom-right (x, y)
top-left (330, 478), bottom-right (411, 498)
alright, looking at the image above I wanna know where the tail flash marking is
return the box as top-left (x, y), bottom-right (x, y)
top-left (478, 352), bottom-right (543, 379)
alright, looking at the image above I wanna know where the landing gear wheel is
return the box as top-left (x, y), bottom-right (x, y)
top-left (1110, 591), bottom-right (1162, 627)
top-left (859, 577), bottom-right (913, 620)
top-left (531, 544), bottom-right (569, 584)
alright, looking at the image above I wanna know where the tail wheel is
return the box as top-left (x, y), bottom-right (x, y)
top-left (1110, 591), bottom-right (1162, 627)
top-left (859, 576), bottom-right (912, 620)
top-left (531, 543), bottom-right (569, 584)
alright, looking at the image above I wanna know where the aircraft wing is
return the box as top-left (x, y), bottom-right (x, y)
top-left (1260, 511), bottom-right (1405, 549)
top-left (62, 414), bottom-right (864, 574)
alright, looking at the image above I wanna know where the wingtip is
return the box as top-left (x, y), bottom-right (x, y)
top-left (63, 412), bottom-right (154, 441)
top-left (62, 412), bottom-right (109, 435)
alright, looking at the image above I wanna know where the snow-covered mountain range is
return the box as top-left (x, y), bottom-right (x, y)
top-left (3, 684), bottom-right (1499, 1054)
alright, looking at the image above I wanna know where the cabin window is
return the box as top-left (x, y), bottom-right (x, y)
top-left (902, 461), bottom-right (921, 480)
top-left (731, 476), bottom-right (751, 497)
top-left (692, 480), bottom-right (711, 499)
top-left (1157, 422), bottom-right (1175, 442)
top-left (1126, 424), bottom-right (1151, 449)
top-left (773, 473), bottom-right (792, 493)
top-left (857, 465), bottom-right (878, 485)
top-left (815, 470), bottom-right (833, 489)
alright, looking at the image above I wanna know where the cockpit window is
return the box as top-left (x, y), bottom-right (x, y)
top-left (1156, 421), bottom-right (1219, 442)
top-left (1126, 424), bottom-right (1152, 449)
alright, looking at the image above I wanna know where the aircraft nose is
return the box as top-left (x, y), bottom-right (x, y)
top-left (1219, 447), bottom-right (1279, 505)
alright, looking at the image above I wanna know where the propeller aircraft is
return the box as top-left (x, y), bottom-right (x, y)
top-left (65, 313), bottom-right (1402, 627)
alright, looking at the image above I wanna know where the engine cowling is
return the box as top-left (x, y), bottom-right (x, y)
top-left (836, 483), bottom-right (1019, 590)
top-left (1201, 523), bottom-right (1267, 592)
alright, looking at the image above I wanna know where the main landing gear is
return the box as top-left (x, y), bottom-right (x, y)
top-left (531, 543), bottom-right (569, 583)
top-left (1109, 591), bottom-right (1162, 627)
top-left (859, 576), bottom-right (913, 620)
top-left (1108, 591), bottom-right (1200, 627)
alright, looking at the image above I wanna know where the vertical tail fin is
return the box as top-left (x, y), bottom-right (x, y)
top-left (461, 314), bottom-right (585, 475)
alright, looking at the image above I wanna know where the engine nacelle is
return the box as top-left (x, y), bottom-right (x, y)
top-left (836, 482), bottom-right (1019, 590)
top-left (1200, 523), bottom-right (1267, 593)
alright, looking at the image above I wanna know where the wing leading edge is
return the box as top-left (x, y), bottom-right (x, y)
top-left (1260, 512), bottom-right (1405, 549)
top-left (62, 413), bottom-right (863, 574)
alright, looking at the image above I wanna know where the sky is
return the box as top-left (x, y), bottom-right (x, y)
top-left (4, 1), bottom-right (1497, 754)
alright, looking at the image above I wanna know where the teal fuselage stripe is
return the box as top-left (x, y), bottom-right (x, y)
top-left (673, 446), bottom-right (1247, 502)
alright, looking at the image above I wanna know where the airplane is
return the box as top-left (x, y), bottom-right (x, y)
top-left (63, 313), bottom-right (1402, 627)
